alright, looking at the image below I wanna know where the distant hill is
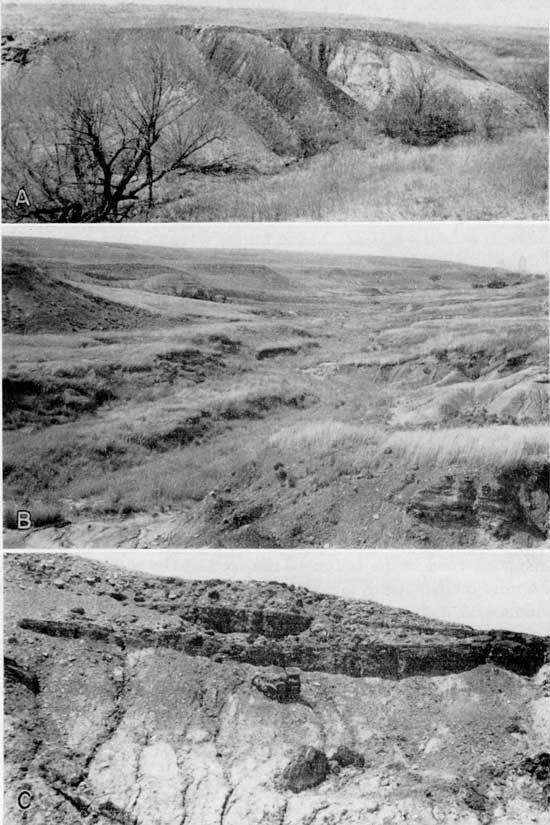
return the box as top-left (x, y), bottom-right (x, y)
top-left (2, 234), bottom-right (527, 307)
top-left (2, 3), bottom-right (547, 82)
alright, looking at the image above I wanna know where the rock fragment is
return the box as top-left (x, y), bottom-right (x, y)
top-left (330, 745), bottom-right (365, 769)
top-left (280, 746), bottom-right (329, 792)
top-left (252, 666), bottom-right (301, 702)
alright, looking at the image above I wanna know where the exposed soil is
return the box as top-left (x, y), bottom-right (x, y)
top-left (2, 261), bottom-right (166, 333)
top-left (4, 553), bottom-right (550, 825)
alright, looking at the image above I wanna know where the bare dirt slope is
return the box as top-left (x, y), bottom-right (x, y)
top-left (3, 236), bottom-right (549, 549)
top-left (2, 259), bottom-right (165, 333)
top-left (5, 553), bottom-right (550, 825)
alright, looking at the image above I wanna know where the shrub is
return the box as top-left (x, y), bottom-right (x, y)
top-left (3, 501), bottom-right (18, 530)
top-left (32, 502), bottom-right (64, 528)
top-left (3, 500), bottom-right (63, 529)
top-left (474, 93), bottom-right (506, 141)
top-left (507, 61), bottom-right (549, 127)
top-left (374, 67), bottom-right (471, 147)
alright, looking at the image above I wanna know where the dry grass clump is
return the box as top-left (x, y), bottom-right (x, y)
top-left (427, 328), bottom-right (548, 359)
top-left (269, 421), bottom-right (381, 481)
top-left (3, 378), bottom-right (315, 510)
top-left (384, 425), bottom-right (549, 469)
top-left (65, 435), bottom-right (259, 513)
top-left (212, 384), bottom-right (312, 419)
top-left (269, 421), bottom-right (372, 449)
top-left (375, 321), bottom-right (548, 365)
top-left (157, 131), bottom-right (547, 222)
top-left (3, 499), bottom-right (63, 529)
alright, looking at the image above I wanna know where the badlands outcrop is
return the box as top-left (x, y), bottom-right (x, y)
top-left (5, 553), bottom-right (550, 824)
top-left (1, 24), bottom-right (537, 172)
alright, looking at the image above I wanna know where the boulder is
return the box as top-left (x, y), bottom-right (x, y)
top-left (280, 747), bottom-right (329, 792)
top-left (252, 666), bottom-right (300, 702)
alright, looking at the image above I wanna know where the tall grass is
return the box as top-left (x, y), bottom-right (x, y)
top-left (268, 420), bottom-right (382, 481)
top-left (3, 499), bottom-right (63, 529)
top-left (269, 420), bottom-right (378, 451)
top-left (155, 131), bottom-right (547, 222)
top-left (64, 434), bottom-right (259, 513)
top-left (384, 425), bottom-right (549, 469)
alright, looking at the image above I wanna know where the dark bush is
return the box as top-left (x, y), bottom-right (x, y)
top-left (3, 502), bottom-right (18, 529)
top-left (506, 61), bottom-right (549, 127)
top-left (374, 68), bottom-right (471, 146)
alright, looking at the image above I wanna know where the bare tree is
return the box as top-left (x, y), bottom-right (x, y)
top-left (2, 31), bottom-right (230, 221)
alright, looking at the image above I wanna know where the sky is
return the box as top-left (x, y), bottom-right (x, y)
top-left (4, 222), bottom-right (549, 274)
top-left (14, 0), bottom-right (549, 29)
top-left (81, 550), bottom-right (550, 635)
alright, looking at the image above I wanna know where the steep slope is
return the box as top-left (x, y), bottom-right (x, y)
top-left (5, 553), bottom-right (550, 825)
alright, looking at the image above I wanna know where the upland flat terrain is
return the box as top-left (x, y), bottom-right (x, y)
top-left (2, 3), bottom-right (547, 83)
top-left (4, 552), bottom-right (550, 824)
top-left (3, 236), bottom-right (549, 549)
top-left (2, 4), bottom-right (547, 221)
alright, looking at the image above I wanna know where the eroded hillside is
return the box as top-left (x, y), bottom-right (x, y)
top-left (4, 553), bottom-right (550, 825)
top-left (3, 8), bottom-right (547, 222)
top-left (2, 23), bottom-right (537, 172)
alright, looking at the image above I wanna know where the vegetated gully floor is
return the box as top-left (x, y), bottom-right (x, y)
top-left (3, 258), bottom-right (549, 549)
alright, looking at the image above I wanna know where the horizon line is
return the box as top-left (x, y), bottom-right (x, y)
top-left (2, 232), bottom-right (530, 272)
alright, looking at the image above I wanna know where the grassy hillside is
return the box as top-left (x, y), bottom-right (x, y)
top-left (3, 236), bottom-right (549, 549)
top-left (156, 132), bottom-right (547, 221)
